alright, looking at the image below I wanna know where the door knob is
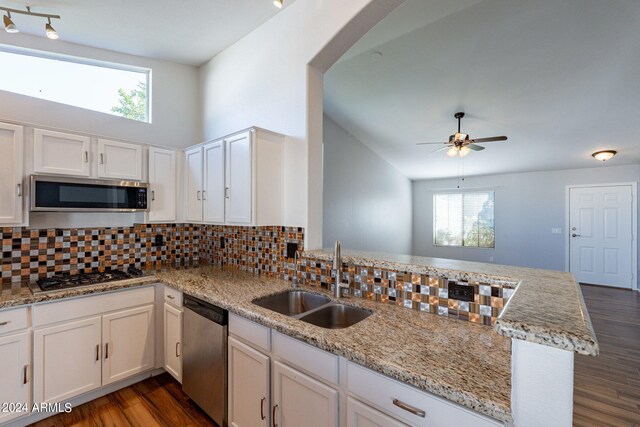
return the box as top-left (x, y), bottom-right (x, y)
top-left (572, 234), bottom-right (581, 237)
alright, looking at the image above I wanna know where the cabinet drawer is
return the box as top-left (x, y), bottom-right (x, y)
top-left (164, 286), bottom-right (183, 308)
top-left (273, 331), bottom-right (338, 385)
top-left (347, 362), bottom-right (502, 427)
top-left (0, 306), bottom-right (29, 336)
top-left (229, 313), bottom-right (270, 353)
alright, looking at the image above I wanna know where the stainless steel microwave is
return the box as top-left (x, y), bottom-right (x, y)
top-left (30, 175), bottom-right (148, 212)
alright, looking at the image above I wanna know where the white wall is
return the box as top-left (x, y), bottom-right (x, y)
top-left (0, 32), bottom-right (201, 149)
top-left (412, 164), bottom-right (640, 272)
top-left (323, 115), bottom-right (412, 253)
top-left (199, 0), bottom-right (403, 247)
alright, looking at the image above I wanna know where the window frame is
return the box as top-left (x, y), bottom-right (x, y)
top-left (432, 191), bottom-right (496, 249)
top-left (0, 45), bottom-right (152, 123)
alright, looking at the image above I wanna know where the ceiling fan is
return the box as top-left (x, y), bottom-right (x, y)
top-left (416, 112), bottom-right (507, 157)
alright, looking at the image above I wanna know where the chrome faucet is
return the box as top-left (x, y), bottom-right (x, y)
top-left (291, 251), bottom-right (300, 288)
top-left (332, 240), bottom-right (342, 298)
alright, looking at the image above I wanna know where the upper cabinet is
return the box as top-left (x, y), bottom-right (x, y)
top-left (97, 139), bottom-right (143, 181)
top-left (34, 129), bottom-right (91, 177)
top-left (184, 128), bottom-right (284, 226)
top-left (148, 147), bottom-right (178, 222)
top-left (0, 122), bottom-right (24, 225)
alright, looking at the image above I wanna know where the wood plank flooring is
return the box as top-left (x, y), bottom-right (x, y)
top-left (29, 374), bottom-right (216, 427)
top-left (574, 284), bottom-right (640, 427)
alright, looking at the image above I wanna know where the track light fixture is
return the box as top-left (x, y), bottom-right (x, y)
top-left (1, 5), bottom-right (61, 39)
top-left (273, 0), bottom-right (283, 8)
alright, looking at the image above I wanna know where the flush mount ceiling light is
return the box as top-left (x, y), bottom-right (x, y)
top-left (1, 5), bottom-right (61, 39)
top-left (273, 0), bottom-right (283, 8)
top-left (592, 150), bottom-right (617, 161)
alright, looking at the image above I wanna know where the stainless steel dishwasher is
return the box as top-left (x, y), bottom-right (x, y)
top-left (182, 294), bottom-right (228, 426)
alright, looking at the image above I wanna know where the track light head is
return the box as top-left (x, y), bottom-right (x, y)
top-left (3, 12), bottom-right (18, 33)
top-left (45, 17), bottom-right (58, 39)
top-left (273, 0), bottom-right (283, 8)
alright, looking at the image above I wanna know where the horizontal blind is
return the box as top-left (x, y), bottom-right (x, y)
top-left (434, 192), bottom-right (494, 248)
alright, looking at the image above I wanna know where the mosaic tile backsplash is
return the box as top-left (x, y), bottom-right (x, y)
top-left (1, 224), bottom-right (304, 284)
top-left (296, 257), bottom-right (517, 326)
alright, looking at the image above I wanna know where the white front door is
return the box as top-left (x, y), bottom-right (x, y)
top-left (569, 185), bottom-right (634, 288)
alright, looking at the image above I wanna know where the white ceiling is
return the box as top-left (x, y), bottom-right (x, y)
top-left (1, 0), bottom-right (294, 66)
top-left (324, 0), bottom-right (640, 180)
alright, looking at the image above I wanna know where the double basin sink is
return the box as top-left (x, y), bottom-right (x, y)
top-left (252, 290), bottom-right (371, 329)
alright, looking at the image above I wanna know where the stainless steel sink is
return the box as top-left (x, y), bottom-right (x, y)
top-left (253, 291), bottom-right (331, 316)
top-left (299, 304), bottom-right (371, 329)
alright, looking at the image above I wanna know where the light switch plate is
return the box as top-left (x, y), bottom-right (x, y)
top-left (551, 228), bottom-right (563, 234)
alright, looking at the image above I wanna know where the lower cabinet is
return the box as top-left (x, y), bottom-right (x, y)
top-left (272, 361), bottom-right (338, 427)
top-left (33, 316), bottom-right (102, 403)
top-left (164, 302), bottom-right (183, 382)
top-left (347, 397), bottom-right (407, 427)
top-left (0, 332), bottom-right (30, 423)
top-left (228, 336), bottom-right (270, 427)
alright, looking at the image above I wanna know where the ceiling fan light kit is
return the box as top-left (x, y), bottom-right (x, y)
top-left (417, 111), bottom-right (508, 157)
top-left (1, 5), bottom-right (60, 39)
top-left (592, 150), bottom-right (616, 161)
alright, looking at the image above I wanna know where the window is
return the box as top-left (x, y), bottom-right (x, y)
top-left (0, 47), bottom-right (150, 122)
top-left (433, 192), bottom-right (495, 248)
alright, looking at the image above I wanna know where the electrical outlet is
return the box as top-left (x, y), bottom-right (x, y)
top-left (220, 236), bottom-right (225, 249)
top-left (154, 234), bottom-right (164, 247)
top-left (489, 256), bottom-right (494, 262)
top-left (287, 242), bottom-right (299, 259)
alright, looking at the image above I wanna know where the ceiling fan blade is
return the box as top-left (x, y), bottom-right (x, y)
top-left (466, 143), bottom-right (485, 151)
top-left (432, 145), bottom-right (451, 153)
top-left (416, 141), bottom-right (448, 145)
top-left (472, 136), bottom-right (508, 143)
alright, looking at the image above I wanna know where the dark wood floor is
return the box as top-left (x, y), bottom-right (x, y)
top-left (30, 373), bottom-right (215, 427)
top-left (574, 284), bottom-right (640, 427)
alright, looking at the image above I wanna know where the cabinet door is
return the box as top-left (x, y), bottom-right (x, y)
top-left (34, 129), bottom-right (91, 176)
top-left (33, 316), bottom-right (102, 403)
top-left (347, 397), bottom-right (407, 427)
top-left (228, 337), bottom-right (270, 427)
top-left (0, 122), bottom-right (24, 225)
top-left (185, 147), bottom-right (203, 222)
top-left (148, 147), bottom-right (177, 222)
top-left (272, 361), bottom-right (338, 427)
top-left (164, 303), bottom-right (182, 382)
top-left (225, 132), bottom-right (253, 224)
top-left (102, 305), bottom-right (155, 385)
top-left (203, 140), bottom-right (225, 224)
top-left (0, 332), bottom-right (30, 423)
top-left (97, 139), bottom-right (143, 180)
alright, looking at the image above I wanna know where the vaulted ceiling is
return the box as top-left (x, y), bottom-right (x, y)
top-left (324, 0), bottom-right (640, 180)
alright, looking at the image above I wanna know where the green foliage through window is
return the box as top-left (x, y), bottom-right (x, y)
top-left (111, 82), bottom-right (147, 122)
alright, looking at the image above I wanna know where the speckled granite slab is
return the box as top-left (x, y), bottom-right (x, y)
top-left (156, 266), bottom-right (512, 422)
top-left (303, 249), bottom-right (599, 356)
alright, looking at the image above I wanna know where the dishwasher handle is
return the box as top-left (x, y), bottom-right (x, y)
top-left (183, 295), bottom-right (228, 325)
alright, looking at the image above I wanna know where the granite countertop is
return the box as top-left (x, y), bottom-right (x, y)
top-left (0, 266), bottom-right (512, 422)
top-left (303, 249), bottom-right (599, 356)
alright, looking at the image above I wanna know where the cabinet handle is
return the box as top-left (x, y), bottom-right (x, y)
top-left (105, 343), bottom-right (109, 359)
top-left (0, 321), bottom-right (10, 326)
top-left (17, 183), bottom-right (22, 197)
top-left (225, 187), bottom-right (230, 199)
top-left (197, 190), bottom-right (201, 201)
top-left (151, 190), bottom-right (155, 201)
top-left (272, 404), bottom-right (278, 427)
top-left (260, 397), bottom-right (266, 420)
top-left (23, 365), bottom-right (27, 385)
top-left (392, 398), bottom-right (425, 418)
top-left (84, 151), bottom-right (89, 163)
top-left (167, 294), bottom-right (175, 300)
top-left (95, 344), bottom-right (100, 361)
top-left (176, 342), bottom-right (180, 358)
top-left (202, 190), bottom-right (206, 201)
top-left (100, 153), bottom-right (105, 164)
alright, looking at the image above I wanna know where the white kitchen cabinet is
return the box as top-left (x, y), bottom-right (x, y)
top-left (102, 305), bottom-right (155, 385)
top-left (203, 140), bottom-right (225, 224)
top-left (183, 128), bottom-right (283, 225)
top-left (33, 316), bottom-right (102, 403)
top-left (272, 360), bottom-right (338, 427)
top-left (97, 139), bottom-right (143, 181)
top-left (225, 131), bottom-right (253, 224)
top-left (228, 336), bottom-right (270, 427)
top-left (0, 332), bottom-right (30, 423)
top-left (0, 122), bottom-right (24, 225)
top-left (148, 147), bottom-right (177, 222)
top-left (185, 146), bottom-right (204, 221)
top-left (347, 397), bottom-right (407, 427)
top-left (164, 302), bottom-right (182, 382)
top-left (33, 129), bottom-right (91, 177)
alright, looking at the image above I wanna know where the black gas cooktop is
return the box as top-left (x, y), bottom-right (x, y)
top-left (34, 267), bottom-right (145, 292)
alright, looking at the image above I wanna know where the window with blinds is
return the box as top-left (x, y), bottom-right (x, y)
top-left (433, 192), bottom-right (495, 248)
